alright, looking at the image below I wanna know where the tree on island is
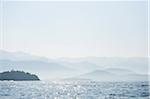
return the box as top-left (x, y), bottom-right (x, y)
top-left (0, 70), bottom-right (40, 81)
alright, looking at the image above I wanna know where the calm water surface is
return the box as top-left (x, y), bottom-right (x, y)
top-left (0, 80), bottom-right (149, 99)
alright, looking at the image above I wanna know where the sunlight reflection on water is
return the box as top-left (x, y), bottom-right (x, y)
top-left (0, 80), bottom-right (149, 99)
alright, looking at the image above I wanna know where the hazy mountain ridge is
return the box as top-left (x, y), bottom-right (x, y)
top-left (58, 57), bottom-right (148, 75)
top-left (0, 50), bottom-right (50, 62)
top-left (75, 68), bottom-right (148, 81)
top-left (0, 50), bottom-right (148, 80)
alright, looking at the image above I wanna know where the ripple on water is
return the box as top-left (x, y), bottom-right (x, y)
top-left (0, 81), bottom-right (149, 99)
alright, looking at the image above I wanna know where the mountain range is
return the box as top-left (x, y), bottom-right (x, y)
top-left (75, 68), bottom-right (148, 81)
top-left (0, 50), bottom-right (149, 81)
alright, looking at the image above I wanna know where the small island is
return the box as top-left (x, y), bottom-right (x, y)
top-left (0, 70), bottom-right (40, 81)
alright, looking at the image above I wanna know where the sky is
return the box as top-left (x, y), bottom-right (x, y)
top-left (0, 1), bottom-right (148, 58)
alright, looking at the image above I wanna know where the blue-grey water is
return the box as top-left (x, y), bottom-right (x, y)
top-left (0, 80), bottom-right (149, 99)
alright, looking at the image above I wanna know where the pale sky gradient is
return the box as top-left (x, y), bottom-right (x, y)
top-left (0, 1), bottom-right (148, 58)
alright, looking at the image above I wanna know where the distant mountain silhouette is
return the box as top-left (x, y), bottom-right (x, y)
top-left (0, 70), bottom-right (40, 81)
top-left (75, 68), bottom-right (148, 81)
top-left (0, 50), bottom-right (50, 62)
top-left (104, 68), bottom-right (135, 75)
top-left (0, 50), bottom-right (148, 79)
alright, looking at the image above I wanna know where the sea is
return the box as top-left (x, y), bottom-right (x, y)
top-left (0, 80), bottom-right (149, 99)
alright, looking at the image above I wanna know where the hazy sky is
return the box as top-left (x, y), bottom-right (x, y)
top-left (0, 1), bottom-right (148, 58)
